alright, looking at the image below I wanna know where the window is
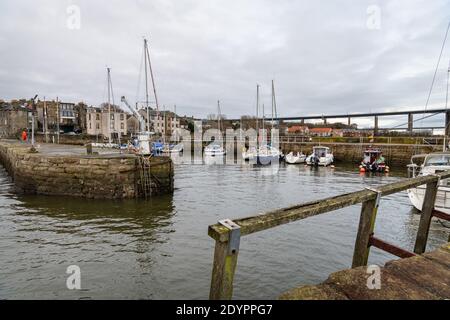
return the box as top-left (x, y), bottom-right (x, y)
top-left (120, 114), bottom-right (124, 120)
top-left (111, 114), bottom-right (115, 120)
top-left (96, 114), bottom-right (100, 120)
top-left (96, 123), bottom-right (100, 129)
top-left (120, 123), bottom-right (124, 130)
top-left (89, 114), bottom-right (91, 121)
top-left (89, 123), bottom-right (92, 129)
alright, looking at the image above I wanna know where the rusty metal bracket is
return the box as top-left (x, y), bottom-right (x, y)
top-left (218, 219), bottom-right (241, 255)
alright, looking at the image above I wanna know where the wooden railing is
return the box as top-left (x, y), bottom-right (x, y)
top-left (207, 170), bottom-right (450, 299)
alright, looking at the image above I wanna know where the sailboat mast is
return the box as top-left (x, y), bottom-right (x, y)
top-left (271, 80), bottom-right (278, 144)
top-left (256, 84), bottom-right (259, 147)
top-left (174, 104), bottom-right (177, 137)
top-left (145, 38), bottom-right (160, 130)
top-left (217, 100), bottom-right (221, 133)
top-left (143, 39), bottom-right (150, 133)
top-left (163, 105), bottom-right (166, 143)
top-left (444, 60), bottom-right (450, 151)
top-left (272, 80), bottom-right (278, 120)
top-left (107, 67), bottom-right (112, 144)
top-left (271, 80), bottom-right (274, 129)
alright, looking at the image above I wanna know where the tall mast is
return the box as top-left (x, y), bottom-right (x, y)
top-left (174, 104), bottom-right (177, 139)
top-left (56, 96), bottom-right (60, 144)
top-left (262, 103), bottom-right (265, 144)
top-left (143, 39), bottom-right (150, 133)
top-left (272, 80), bottom-right (278, 123)
top-left (107, 67), bottom-right (112, 144)
top-left (444, 60), bottom-right (450, 151)
top-left (217, 100), bottom-right (221, 133)
top-left (144, 37), bottom-right (160, 134)
top-left (256, 84), bottom-right (259, 147)
top-left (163, 105), bottom-right (166, 143)
top-left (271, 80), bottom-right (278, 144)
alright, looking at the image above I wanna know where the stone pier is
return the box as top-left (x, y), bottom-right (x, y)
top-left (0, 140), bottom-right (173, 199)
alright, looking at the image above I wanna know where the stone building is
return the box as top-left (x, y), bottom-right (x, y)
top-left (36, 100), bottom-right (87, 133)
top-left (86, 105), bottom-right (128, 139)
top-left (138, 108), bottom-right (181, 135)
top-left (0, 103), bottom-right (33, 138)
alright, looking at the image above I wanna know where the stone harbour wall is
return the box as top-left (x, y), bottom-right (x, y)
top-left (0, 141), bottom-right (173, 199)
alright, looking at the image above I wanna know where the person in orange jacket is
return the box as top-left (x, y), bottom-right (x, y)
top-left (21, 130), bottom-right (28, 142)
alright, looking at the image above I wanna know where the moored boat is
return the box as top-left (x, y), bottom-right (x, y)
top-left (306, 146), bottom-right (333, 166)
top-left (407, 152), bottom-right (450, 214)
top-left (359, 147), bottom-right (389, 173)
top-left (285, 151), bottom-right (306, 164)
top-left (255, 144), bottom-right (282, 165)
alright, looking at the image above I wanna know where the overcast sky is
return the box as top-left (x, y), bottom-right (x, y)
top-left (1, 0), bottom-right (450, 128)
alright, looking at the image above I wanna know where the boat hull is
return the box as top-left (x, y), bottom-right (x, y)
top-left (285, 153), bottom-right (306, 164)
top-left (306, 156), bottom-right (333, 166)
top-left (204, 150), bottom-right (226, 156)
top-left (407, 185), bottom-right (450, 215)
top-left (256, 155), bottom-right (279, 165)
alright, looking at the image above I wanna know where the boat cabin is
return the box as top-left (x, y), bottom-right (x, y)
top-left (363, 148), bottom-right (383, 164)
top-left (313, 146), bottom-right (330, 157)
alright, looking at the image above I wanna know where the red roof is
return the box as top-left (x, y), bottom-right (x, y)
top-left (287, 125), bottom-right (308, 132)
top-left (310, 127), bottom-right (332, 133)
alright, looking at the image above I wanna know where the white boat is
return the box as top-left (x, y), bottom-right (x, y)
top-left (204, 143), bottom-right (226, 156)
top-left (204, 100), bottom-right (225, 157)
top-left (255, 144), bottom-right (282, 165)
top-left (306, 146), bottom-right (334, 166)
top-left (285, 151), bottom-right (306, 164)
top-left (407, 152), bottom-right (450, 214)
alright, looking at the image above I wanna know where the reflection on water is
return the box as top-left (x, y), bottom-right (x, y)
top-left (0, 162), bottom-right (448, 299)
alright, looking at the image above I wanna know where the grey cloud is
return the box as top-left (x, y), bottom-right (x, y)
top-left (0, 0), bottom-right (449, 129)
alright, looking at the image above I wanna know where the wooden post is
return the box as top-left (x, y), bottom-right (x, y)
top-left (352, 197), bottom-right (379, 268)
top-left (209, 239), bottom-right (240, 300)
top-left (414, 180), bottom-right (439, 254)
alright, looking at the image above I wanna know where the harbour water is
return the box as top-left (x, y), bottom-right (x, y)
top-left (0, 161), bottom-right (448, 299)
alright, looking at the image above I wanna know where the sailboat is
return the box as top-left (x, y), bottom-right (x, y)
top-left (204, 100), bottom-right (226, 157)
top-left (254, 81), bottom-right (282, 165)
top-left (122, 38), bottom-right (158, 155)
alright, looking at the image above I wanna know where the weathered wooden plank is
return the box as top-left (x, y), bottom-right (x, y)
top-left (209, 240), bottom-right (239, 300)
top-left (209, 172), bottom-right (450, 242)
top-left (414, 180), bottom-right (439, 254)
top-left (352, 199), bottom-right (377, 268)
